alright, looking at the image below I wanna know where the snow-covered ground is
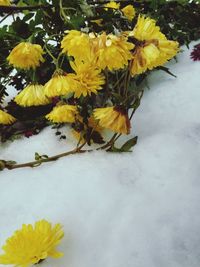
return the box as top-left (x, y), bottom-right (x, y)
top-left (0, 42), bottom-right (200, 267)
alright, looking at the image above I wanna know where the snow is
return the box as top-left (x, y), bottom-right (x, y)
top-left (0, 42), bottom-right (200, 267)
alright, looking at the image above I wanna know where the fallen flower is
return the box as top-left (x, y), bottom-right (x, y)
top-left (0, 220), bottom-right (64, 267)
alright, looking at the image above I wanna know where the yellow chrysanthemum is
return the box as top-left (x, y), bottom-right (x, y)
top-left (0, 0), bottom-right (11, 6)
top-left (104, 1), bottom-right (120, 10)
top-left (131, 15), bottom-right (165, 41)
top-left (7, 42), bottom-right (44, 70)
top-left (0, 110), bottom-right (16, 125)
top-left (0, 220), bottom-right (64, 267)
top-left (93, 106), bottom-right (130, 134)
top-left (61, 30), bottom-right (92, 61)
top-left (91, 32), bottom-right (134, 71)
top-left (69, 60), bottom-right (105, 98)
top-left (129, 15), bottom-right (179, 75)
top-left (14, 84), bottom-right (51, 107)
top-left (44, 73), bottom-right (76, 98)
top-left (121, 5), bottom-right (135, 21)
top-left (156, 39), bottom-right (180, 65)
top-left (46, 104), bottom-right (78, 123)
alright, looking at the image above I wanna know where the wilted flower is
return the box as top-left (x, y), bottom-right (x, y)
top-left (14, 84), bottom-right (51, 107)
top-left (69, 60), bottom-right (105, 98)
top-left (0, 220), bottom-right (64, 267)
top-left (7, 42), bottom-right (45, 70)
top-left (0, 110), bottom-right (16, 125)
top-left (129, 15), bottom-right (179, 75)
top-left (0, 0), bottom-right (11, 6)
top-left (121, 5), bottom-right (135, 21)
top-left (46, 104), bottom-right (78, 123)
top-left (93, 106), bottom-right (130, 134)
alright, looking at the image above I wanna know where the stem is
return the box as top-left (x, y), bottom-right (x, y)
top-left (59, 0), bottom-right (71, 24)
top-left (44, 43), bottom-right (57, 65)
top-left (123, 65), bottom-right (131, 97)
top-left (5, 143), bottom-right (86, 170)
top-left (97, 133), bottom-right (118, 150)
top-left (113, 71), bottom-right (126, 91)
top-left (0, 5), bottom-right (52, 13)
top-left (0, 12), bottom-right (12, 24)
top-left (129, 90), bottom-right (144, 120)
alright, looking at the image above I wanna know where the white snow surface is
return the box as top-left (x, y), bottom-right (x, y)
top-left (0, 42), bottom-right (200, 267)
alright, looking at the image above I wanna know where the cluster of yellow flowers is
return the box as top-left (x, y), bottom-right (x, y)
top-left (1, 9), bottom-right (179, 138)
top-left (0, 220), bottom-right (64, 267)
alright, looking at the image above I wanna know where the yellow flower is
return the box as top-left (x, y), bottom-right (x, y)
top-left (0, 110), bottom-right (16, 125)
top-left (0, 0), bottom-right (11, 6)
top-left (0, 220), bottom-right (64, 267)
top-left (14, 84), bottom-right (51, 107)
top-left (121, 5), bottom-right (135, 21)
top-left (156, 39), bottom-right (180, 65)
top-left (44, 73), bottom-right (76, 98)
top-left (129, 15), bottom-right (179, 75)
top-left (131, 15), bottom-right (165, 41)
top-left (7, 42), bottom-right (44, 70)
top-left (61, 30), bottom-right (92, 62)
top-left (69, 60), bottom-right (105, 98)
top-left (104, 1), bottom-right (120, 10)
top-left (93, 106), bottom-right (130, 134)
top-left (91, 32), bottom-right (134, 71)
top-left (46, 104), bottom-right (78, 123)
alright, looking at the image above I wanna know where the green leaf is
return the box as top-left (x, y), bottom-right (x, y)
top-left (156, 66), bottom-right (177, 78)
top-left (120, 136), bottom-right (138, 152)
top-left (35, 152), bottom-right (40, 160)
top-left (108, 136), bottom-right (138, 153)
top-left (35, 152), bottom-right (49, 160)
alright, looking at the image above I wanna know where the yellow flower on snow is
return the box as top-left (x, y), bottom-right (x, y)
top-left (0, 110), bottom-right (16, 125)
top-left (46, 104), bottom-right (78, 123)
top-left (15, 84), bottom-right (51, 107)
top-left (104, 1), bottom-right (120, 10)
top-left (93, 106), bottom-right (130, 135)
top-left (7, 42), bottom-right (44, 70)
top-left (0, 220), bottom-right (64, 267)
top-left (69, 60), bottom-right (105, 98)
top-left (91, 32), bottom-right (134, 71)
top-left (121, 5), bottom-right (135, 21)
top-left (44, 72), bottom-right (76, 98)
top-left (61, 30), bottom-right (92, 62)
top-left (129, 15), bottom-right (179, 75)
top-left (0, 0), bottom-right (11, 6)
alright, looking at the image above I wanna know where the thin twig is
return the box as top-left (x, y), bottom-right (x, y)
top-left (5, 143), bottom-right (86, 170)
